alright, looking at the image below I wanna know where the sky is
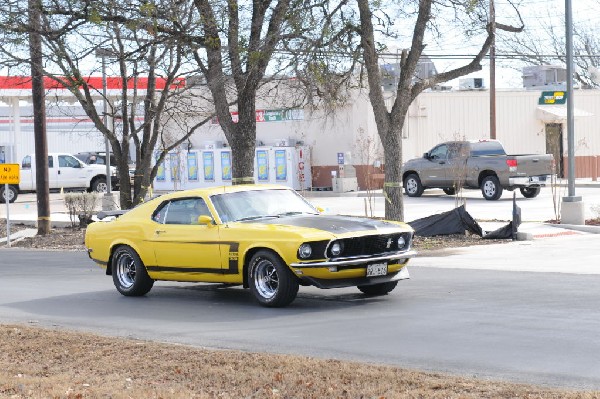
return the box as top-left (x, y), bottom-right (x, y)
top-left (423, 0), bottom-right (599, 89)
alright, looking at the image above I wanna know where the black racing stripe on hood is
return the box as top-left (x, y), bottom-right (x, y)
top-left (243, 215), bottom-right (397, 234)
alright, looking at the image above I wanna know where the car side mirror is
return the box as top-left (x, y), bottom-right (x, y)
top-left (423, 152), bottom-right (430, 159)
top-left (197, 215), bottom-right (214, 226)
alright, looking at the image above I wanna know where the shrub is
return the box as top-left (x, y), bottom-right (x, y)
top-left (63, 192), bottom-right (100, 228)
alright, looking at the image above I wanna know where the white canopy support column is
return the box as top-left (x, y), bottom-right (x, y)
top-left (10, 97), bottom-right (20, 163)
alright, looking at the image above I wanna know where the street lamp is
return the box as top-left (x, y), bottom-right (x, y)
top-left (95, 48), bottom-right (115, 211)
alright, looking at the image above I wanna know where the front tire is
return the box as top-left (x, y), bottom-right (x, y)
top-left (0, 185), bottom-right (18, 204)
top-left (481, 176), bottom-right (503, 200)
top-left (520, 186), bottom-right (541, 198)
top-left (111, 246), bottom-right (154, 296)
top-left (248, 250), bottom-right (299, 307)
top-left (91, 177), bottom-right (108, 193)
top-left (358, 281), bottom-right (398, 296)
top-left (404, 174), bottom-right (424, 197)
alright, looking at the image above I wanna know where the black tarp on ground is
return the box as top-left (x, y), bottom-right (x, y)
top-left (408, 205), bottom-right (483, 237)
top-left (408, 196), bottom-right (521, 240)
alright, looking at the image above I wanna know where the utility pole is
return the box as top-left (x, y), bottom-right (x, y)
top-left (28, 0), bottom-right (50, 235)
top-left (489, 0), bottom-right (497, 140)
top-left (560, 0), bottom-right (584, 225)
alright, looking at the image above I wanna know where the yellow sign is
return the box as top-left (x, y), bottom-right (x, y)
top-left (0, 164), bottom-right (20, 184)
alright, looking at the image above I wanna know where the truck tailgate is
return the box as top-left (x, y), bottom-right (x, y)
top-left (510, 154), bottom-right (553, 176)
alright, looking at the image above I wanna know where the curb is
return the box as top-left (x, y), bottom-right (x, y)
top-left (548, 223), bottom-right (600, 234)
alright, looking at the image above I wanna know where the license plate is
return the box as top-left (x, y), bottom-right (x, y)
top-left (366, 263), bottom-right (388, 277)
top-left (531, 176), bottom-right (540, 182)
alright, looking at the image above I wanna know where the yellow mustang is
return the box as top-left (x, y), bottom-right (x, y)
top-left (85, 185), bottom-right (416, 307)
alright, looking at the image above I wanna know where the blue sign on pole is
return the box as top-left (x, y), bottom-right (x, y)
top-left (337, 152), bottom-right (344, 165)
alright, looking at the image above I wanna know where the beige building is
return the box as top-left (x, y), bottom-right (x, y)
top-left (189, 87), bottom-right (600, 190)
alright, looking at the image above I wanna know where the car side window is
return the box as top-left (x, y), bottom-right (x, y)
top-left (429, 145), bottom-right (448, 160)
top-left (22, 156), bottom-right (31, 169)
top-left (447, 144), bottom-right (467, 159)
top-left (152, 198), bottom-right (211, 225)
top-left (59, 155), bottom-right (80, 168)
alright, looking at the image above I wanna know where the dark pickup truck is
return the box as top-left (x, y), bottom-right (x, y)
top-left (401, 140), bottom-right (554, 200)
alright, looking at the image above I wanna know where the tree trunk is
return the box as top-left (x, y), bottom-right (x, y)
top-left (382, 124), bottom-right (404, 221)
top-left (230, 94), bottom-right (257, 185)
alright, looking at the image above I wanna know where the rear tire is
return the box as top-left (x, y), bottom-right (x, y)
top-left (248, 250), bottom-right (299, 307)
top-left (481, 176), bottom-right (503, 201)
top-left (404, 174), bottom-right (424, 197)
top-left (0, 185), bottom-right (18, 204)
top-left (358, 281), bottom-right (398, 296)
top-left (111, 246), bottom-right (154, 296)
top-left (520, 186), bottom-right (541, 198)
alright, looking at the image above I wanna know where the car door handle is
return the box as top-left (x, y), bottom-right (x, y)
top-left (438, 161), bottom-right (446, 164)
top-left (155, 229), bottom-right (166, 234)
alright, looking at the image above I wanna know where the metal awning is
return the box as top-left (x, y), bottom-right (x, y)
top-left (536, 105), bottom-right (593, 122)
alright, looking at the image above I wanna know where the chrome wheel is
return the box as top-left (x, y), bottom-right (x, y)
top-left (483, 181), bottom-right (496, 197)
top-left (0, 185), bottom-right (18, 203)
top-left (111, 246), bottom-right (154, 296)
top-left (248, 250), bottom-right (299, 307)
top-left (481, 176), bottom-right (502, 200)
top-left (403, 174), bottom-right (424, 197)
top-left (94, 179), bottom-right (108, 193)
top-left (115, 251), bottom-right (136, 289)
top-left (406, 178), bottom-right (418, 194)
top-left (253, 258), bottom-right (279, 300)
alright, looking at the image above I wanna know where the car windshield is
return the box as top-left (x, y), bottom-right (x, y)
top-left (210, 189), bottom-right (318, 223)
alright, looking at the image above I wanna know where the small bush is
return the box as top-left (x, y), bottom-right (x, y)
top-left (63, 192), bottom-right (100, 228)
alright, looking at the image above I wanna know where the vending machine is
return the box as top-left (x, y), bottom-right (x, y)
top-left (152, 142), bottom-right (312, 192)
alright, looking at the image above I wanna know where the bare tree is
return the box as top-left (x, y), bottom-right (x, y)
top-left (356, 0), bottom-right (523, 221)
top-left (189, 0), bottom-right (355, 184)
top-left (498, 3), bottom-right (600, 88)
top-left (0, 0), bottom-right (215, 208)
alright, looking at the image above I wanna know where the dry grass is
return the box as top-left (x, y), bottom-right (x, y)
top-left (1, 324), bottom-right (599, 399)
top-left (1, 221), bottom-right (599, 398)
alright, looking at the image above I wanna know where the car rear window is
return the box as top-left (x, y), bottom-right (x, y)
top-left (469, 141), bottom-right (506, 156)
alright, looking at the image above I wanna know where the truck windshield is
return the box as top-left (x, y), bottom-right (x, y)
top-left (470, 141), bottom-right (506, 156)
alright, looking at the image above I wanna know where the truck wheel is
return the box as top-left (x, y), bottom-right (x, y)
top-left (404, 174), bottom-right (424, 197)
top-left (91, 177), bottom-right (108, 193)
top-left (0, 185), bottom-right (18, 204)
top-left (481, 176), bottom-right (503, 200)
top-left (442, 187), bottom-right (456, 195)
top-left (520, 186), bottom-right (541, 198)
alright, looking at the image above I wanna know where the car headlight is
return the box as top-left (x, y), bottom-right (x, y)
top-left (330, 241), bottom-right (343, 256)
top-left (397, 236), bottom-right (406, 249)
top-left (298, 244), bottom-right (312, 259)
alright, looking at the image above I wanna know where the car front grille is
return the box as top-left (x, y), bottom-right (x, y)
top-left (328, 232), bottom-right (412, 259)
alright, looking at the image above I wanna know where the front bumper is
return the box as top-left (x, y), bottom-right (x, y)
top-left (290, 250), bottom-right (417, 268)
top-left (289, 249), bottom-right (416, 289)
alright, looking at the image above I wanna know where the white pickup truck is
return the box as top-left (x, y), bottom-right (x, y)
top-left (0, 153), bottom-right (118, 203)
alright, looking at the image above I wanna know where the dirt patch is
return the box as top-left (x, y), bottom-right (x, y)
top-left (0, 324), bottom-right (596, 399)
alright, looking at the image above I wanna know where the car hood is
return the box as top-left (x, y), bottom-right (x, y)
top-left (242, 214), bottom-right (404, 235)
